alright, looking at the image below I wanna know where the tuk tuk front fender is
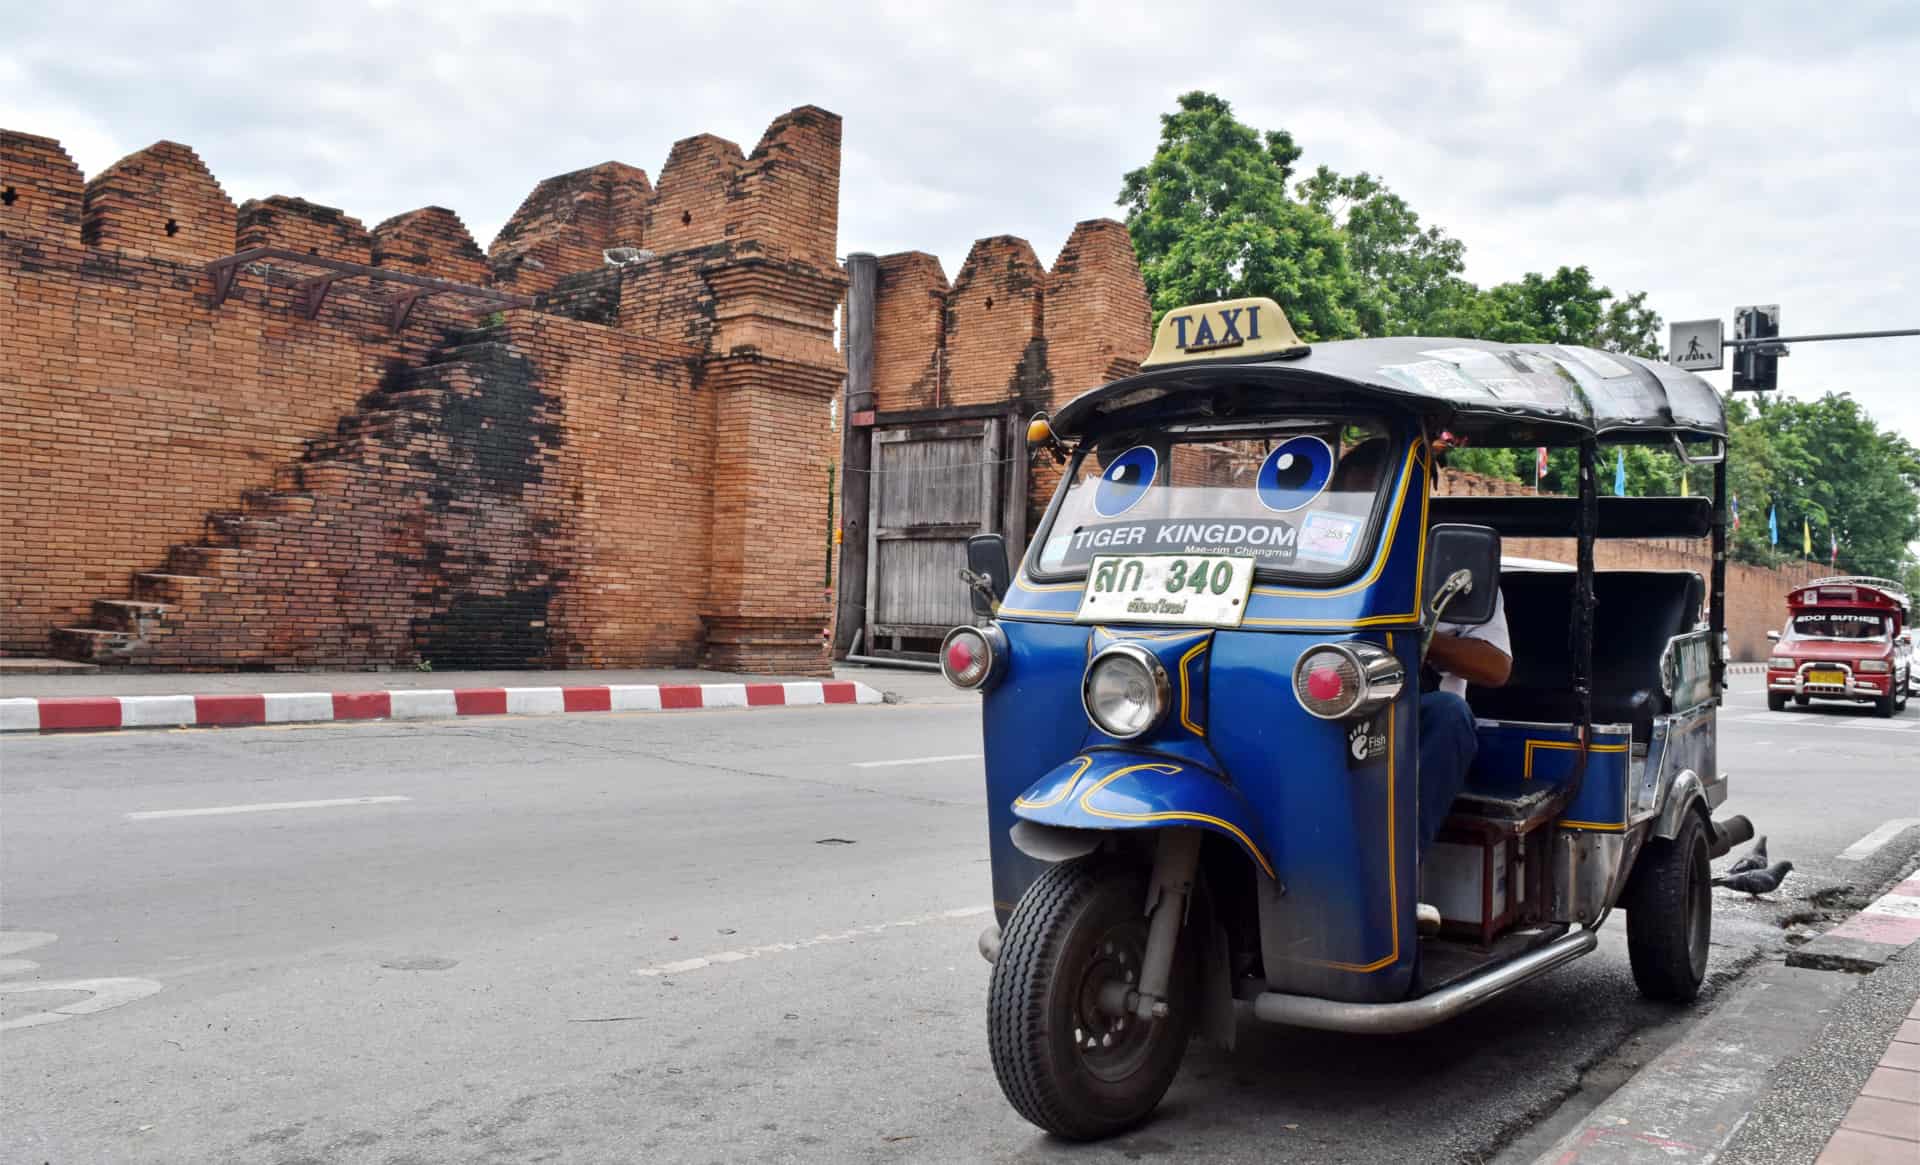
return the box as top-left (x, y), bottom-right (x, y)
top-left (1011, 752), bottom-right (1274, 880)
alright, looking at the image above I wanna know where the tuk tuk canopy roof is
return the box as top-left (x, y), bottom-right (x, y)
top-left (1053, 336), bottom-right (1727, 446)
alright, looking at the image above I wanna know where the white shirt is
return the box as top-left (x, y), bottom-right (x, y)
top-left (1435, 587), bottom-right (1511, 699)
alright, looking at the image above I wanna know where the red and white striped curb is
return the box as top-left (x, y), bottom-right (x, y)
top-left (0, 681), bottom-right (883, 734)
top-left (1823, 873), bottom-right (1920, 949)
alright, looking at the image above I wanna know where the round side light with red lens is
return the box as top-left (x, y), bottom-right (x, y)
top-left (940, 625), bottom-right (1004, 690)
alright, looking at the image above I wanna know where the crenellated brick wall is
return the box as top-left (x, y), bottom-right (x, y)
top-left (2, 109), bottom-right (845, 673)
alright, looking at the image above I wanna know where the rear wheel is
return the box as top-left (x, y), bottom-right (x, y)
top-left (1766, 692), bottom-right (1788, 712)
top-left (1626, 812), bottom-right (1712, 1003)
top-left (988, 858), bottom-right (1193, 1140)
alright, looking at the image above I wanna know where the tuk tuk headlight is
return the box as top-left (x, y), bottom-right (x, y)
top-left (940, 624), bottom-right (1007, 690)
top-left (1083, 643), bottom-right (1169, 739)
top-left (1293, 643), bottom-right (1405, 721)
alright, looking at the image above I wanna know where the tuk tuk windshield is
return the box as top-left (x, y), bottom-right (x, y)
top-left (1032, 419), bottom-right (1397, 580)
top-left (1789, 612), bottom-right (1891, 641)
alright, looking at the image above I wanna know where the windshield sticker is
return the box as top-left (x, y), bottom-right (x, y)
top-left (1093, 445), bottom-right (1158, 517)
top-left (1054, 518), bottom-right (1298, 569)
top-left (1298, 511), bottom-right (1361, 565)
top-left (1255, 436), bottom-right (1333, 512)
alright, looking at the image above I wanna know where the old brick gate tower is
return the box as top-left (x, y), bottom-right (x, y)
top-left (2, 110), bottom-right (849, 674)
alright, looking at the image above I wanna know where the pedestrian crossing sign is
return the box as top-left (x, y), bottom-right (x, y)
top-left (1669, 319), bottom-right (1723, 371)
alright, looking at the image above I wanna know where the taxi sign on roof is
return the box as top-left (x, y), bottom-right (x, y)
top-left (1140, 296), bottom-right (1310, 368)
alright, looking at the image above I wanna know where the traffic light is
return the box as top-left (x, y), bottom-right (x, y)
top-left (1732, 304), bottom-right (1780, 392)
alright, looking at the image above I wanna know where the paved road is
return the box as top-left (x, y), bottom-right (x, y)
top-left (2, 675), bottom-right (1914, 1164)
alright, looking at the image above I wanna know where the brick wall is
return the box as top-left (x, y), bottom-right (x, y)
top-left (2, 109), bottom-right (845, 673)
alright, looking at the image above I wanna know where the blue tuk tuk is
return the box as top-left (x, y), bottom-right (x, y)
top-left (944, 297), bottom-right (1751, 1138)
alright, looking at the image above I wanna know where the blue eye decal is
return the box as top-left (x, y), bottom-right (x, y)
top-left (1256, 436), bottom-right (1333, 513)
top-left (1094, 445), bottom-right (1158, 517)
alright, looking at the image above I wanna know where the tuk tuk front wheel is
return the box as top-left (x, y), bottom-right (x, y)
top-left (1625, 812), bottom-right (1711, 1003)
top-left (987, 857), bottom-right (1193, 1140)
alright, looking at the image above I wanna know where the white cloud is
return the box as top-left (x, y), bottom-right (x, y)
top-left (4, 0), bottom-right (1915, 439)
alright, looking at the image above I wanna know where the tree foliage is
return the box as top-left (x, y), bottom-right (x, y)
top-left (1120, 91), bottom-right (1920, 585)
top-left (1119, 92), bottom-right (1361, 340)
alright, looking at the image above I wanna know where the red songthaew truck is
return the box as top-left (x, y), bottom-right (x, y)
top-left (1766, 576), bottom-right (1912, 717)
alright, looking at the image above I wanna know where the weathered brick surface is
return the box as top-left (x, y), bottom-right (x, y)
top-left (869, 252), bottom-right (948, 409)
top-left (371, 207), bottom-right (491, 285)
top-left (80, 141), bottom-right (235, 263)
top-left (237, 195), bottom-right (373, 263)
top-left (0, 130), bottom-right (84, 246)
top-left (3, 108), bottom-right (844, 674)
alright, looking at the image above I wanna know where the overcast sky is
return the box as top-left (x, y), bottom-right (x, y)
top-left (6, 1), bottom-right (1916, 441)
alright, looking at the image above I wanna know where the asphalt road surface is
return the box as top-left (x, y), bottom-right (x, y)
top-left (3, 674), bottom-right (1915, 1164)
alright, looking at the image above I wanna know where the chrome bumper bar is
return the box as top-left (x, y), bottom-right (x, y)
top-left (1244, 929), bottom-right (1598, 1034)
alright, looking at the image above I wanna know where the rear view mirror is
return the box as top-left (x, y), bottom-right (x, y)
top-left (1424, 524), bottom-right (1501, 626)
top-left (965, 534), bottom-right (1011, 618)
top-left (1766, 630), bottom-right (1780, 642)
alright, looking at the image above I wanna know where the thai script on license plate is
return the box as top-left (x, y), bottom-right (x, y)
top-left (1074, 554), bottom-right (1254, 627)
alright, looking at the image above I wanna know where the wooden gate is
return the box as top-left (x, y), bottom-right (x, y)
top-left (864, 417), bottom-right (1019, 658)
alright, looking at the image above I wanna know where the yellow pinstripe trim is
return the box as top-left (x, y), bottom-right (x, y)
top-left (1178, 639), bottom-right (1209, 736)
top-left (1011, 573), bottom-right (1084, 593)
top-left (1558, 820), bottom-right (1629, 832)
top-left (1077, 764), bottom-right (1277, 880)
top-left (1013, 754), bottom-right (1094, 810)
top-left (1523, 739), bottom-right (1629, 779)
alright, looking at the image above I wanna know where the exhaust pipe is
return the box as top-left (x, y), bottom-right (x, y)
top-left (1245, 928), bottom-right (1597, 1034)
top-left (1708, 814), bottom-right (1754, 859)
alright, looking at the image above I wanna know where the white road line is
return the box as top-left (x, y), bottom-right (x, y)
top-left (634, 905), bottom-right (993, 977)
top-left (1839, 818), bottom-right (1920, 862)
top-left (126, 795), bottom-right (411, 821)
top-left (850, 753), bottom-right (984, 769)
top-left (0, 976), bottom-right (164, 1032)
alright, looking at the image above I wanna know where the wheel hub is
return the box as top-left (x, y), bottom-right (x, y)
top-left (1072, 930), bottom-right (1154, 1081)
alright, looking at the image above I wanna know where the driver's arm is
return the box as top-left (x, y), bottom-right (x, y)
top-left (1427, 634), bottom-right (1512, 688)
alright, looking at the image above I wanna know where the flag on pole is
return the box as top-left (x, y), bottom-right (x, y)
top-left (1680, 471), bottom-right (1689, 497)
top-left (1731, 493), bottom-right (1740, 531)
top-left (1830, 529), bottom-right (1838, 567)
top-left (1535, 447), bottom-right (1549, 480)
top-left (1769, 505), bottom-right (1778, 546)
top-left (1802, 517), bottom-right (1812, 558)
top-left (1614, 449), bottom-right (1627, 496)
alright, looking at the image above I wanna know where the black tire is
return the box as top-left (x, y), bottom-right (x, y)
top-left (1794, 694), bottom-right (1810, 707)
top-left (1766, 691), bottom-right (1787, 712)
top-left (988, 858), bottom-right (1192, 1140)
top-left (1626, 812), bottom-right (1712, 1003)
top-left (1874, 689), bottom-right (1897, 718)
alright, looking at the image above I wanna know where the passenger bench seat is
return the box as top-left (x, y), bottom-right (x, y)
top-left (1466, 569), bottom-right (1704, 739)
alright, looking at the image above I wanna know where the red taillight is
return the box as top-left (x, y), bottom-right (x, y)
top-left (940, 626), bottom-right (996, 689)
top-left (1307, 666), bottom-right (1344, 702)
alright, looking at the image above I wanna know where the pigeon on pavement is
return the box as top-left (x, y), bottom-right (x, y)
top-left (1725, 835), bottom-right (1768, 876)
top-left (1712, 860), bottom-right (1794, 897)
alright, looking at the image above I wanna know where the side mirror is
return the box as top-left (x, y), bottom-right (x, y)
top-left (1423, 524), bottom-right (1501, 626)
top-left (965, 534), bottom-right (1011, 618)
top-left (1766, 630), bottom-right (1780, 642)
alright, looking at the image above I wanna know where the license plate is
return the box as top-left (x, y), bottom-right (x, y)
top-left (1075, 555), bottom-right (1255, 628)
top-left (1807, 669), bottom-right (1845, 686)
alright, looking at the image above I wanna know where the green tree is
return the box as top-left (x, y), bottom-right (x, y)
top-left (1745, 393), bottom-right (1920, 578)
top-left (1295, 166), bottom-right (1468, 336)
top-left (1427, 266), bottom-right (1663, 358)
top-left (1119, 92), bottom-right (1362, 340)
